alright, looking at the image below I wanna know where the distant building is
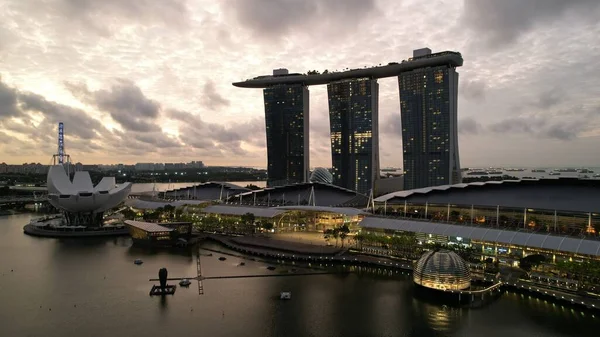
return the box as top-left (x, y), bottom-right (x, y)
top-left (263, 72), bottom-right (310, 187)
top-left (309, 167), bottom-right (333, 184)
top-left (373, 176), bottom-right (403, 197)
top-left (327, 78), bottom-right (380, 194)
top-left (399, 48), bottom-right (462, 189)
top-left (135, 163), bottom-right (156, 171)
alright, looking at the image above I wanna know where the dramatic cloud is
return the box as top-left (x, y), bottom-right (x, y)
top-left (461, 79), bottom-right (486, 102)
top-left (459, 117), bottom-right (482, 135)
top-left (463, 0), bottom-right (600, 47)
top-left (5, 0), bottom-right (190, 37)
top-left (223, 0), bottom-right (378, 40)
top-left (0, 77), bottom-right (111, 158)
top-left (1, 0), bottom-right (600, 167)
top-left (0, 78), bottom-right (19, 117)
top-left (381, 113), bottom-right (402, 136)
top-left (487, 110), bottom-right (592, 141)
top-left (202, 80), bottom-right (230, 110)
top-left (168, 109), bottom-right (264, 157)
top-left (66, 79), bottom-right (162, 132)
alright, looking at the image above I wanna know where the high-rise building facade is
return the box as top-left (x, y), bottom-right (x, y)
top-left (327, 78), bottom-right (379, 194)
top-left (399, 48), bottom-right (461, 190)
top-left (263, 82), bottom-right (310, 187)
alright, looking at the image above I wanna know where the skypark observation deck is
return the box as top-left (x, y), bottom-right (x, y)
top-left (232, 51), bottom-right (463, 88)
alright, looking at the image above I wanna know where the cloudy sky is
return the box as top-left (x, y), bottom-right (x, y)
top-left (1, 0), bottom-right (600, 168)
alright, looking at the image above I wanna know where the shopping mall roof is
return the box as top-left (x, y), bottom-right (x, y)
top-left (374, 178), bottom-right (600, 213)
top-left (125, 198), bottom-right (210, 210)
top-left (201, 205), bottom-right (285, 218)
top-left (275, 205), bottom-right (367, 216)
top-left (200, 204), bottom-right (367, 218)
top-left (234, 181), bottom-right (365, 207)
top-left (125, 220), bottom-right (174, 233)
top-left (359, 217), bottom-right (600, 257)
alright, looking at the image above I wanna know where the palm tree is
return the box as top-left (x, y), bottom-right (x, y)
top-left (240, 212), bottom-right (256, 235)
top-left (323, 229), bottom-right (334, 245)
top-left (338, 225), bottom-right (350, 248)
top-left (332, 228), bottom-right (340, 247)
top-left (354, 232), bottom-right (365, 250)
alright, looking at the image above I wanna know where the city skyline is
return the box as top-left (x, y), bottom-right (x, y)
top-left (2, 1), bottom-right (600, 168)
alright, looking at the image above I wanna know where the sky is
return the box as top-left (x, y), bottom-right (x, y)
top-left (1, 0), bottom-right (600, 168)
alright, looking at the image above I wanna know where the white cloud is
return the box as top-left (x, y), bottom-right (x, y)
top-left (0, 0), bottom-right (599, 168)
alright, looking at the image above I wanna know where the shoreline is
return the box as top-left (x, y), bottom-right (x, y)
top-left (23, 224), bottom-right (129, 238)
top-left (204, 233), bottom-right (600, 312)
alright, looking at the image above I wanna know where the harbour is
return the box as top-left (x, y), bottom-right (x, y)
top-left (1, 213), bottom-right (599, 337)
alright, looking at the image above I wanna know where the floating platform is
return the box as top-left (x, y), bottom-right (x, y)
top-left (149, 285), bottom-right (177, 296)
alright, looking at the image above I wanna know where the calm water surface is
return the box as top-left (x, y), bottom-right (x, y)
top-left (0, 214), bottom-right (597, 337)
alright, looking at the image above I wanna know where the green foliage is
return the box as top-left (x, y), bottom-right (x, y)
top-left (120, 208), bottom-right (136, 220)
top-left (519, 254), bottom-right (546, 271)
top-left (338, 225), bottom-right (350, 247)
top-left (240, 212), bottom-right (255, 225)
top-left (555, 260), bottom-right (600, 286)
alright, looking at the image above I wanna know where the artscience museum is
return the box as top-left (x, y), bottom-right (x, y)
top-left (24, 165), bottom-right (132, 237)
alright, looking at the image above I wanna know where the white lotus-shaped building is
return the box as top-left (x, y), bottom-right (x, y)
top-left (47, 165), bottom-right (132, 226)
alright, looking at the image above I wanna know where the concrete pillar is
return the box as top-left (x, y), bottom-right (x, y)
top-left (496, 205), bottom-right (500, 227)
top-left (554, 210), bottom-right (557, 233)
top-left (447, 203), bottom-right (450, 222)
top-left (470, 205), bottom-right (474, 224)
top-left (404, 200), bottom-right (407, 216)
top-left (425, 202), bottom-right (428, 219)
top-left (524, 208), bottom-right (527, 229)
top-left (384, 200), bottom-right (387, 216)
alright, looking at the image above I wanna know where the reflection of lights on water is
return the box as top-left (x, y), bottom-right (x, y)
top-left (427, 304), bottom-right (463, 333)
top-left (411, 298), bottom-right (465, 334)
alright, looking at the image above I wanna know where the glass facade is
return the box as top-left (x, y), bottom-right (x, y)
top-left (263, 84), bottom-right (310, 187)
top-left (327, 78), bottom-right (379, 194)
top-left (399, 66), bottom-right (461, 189)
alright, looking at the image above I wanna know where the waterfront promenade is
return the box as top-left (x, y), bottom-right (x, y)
top-left (205, 233), bottom-right (600, 311)
top-left (207, 234), bottom-right (414, 270)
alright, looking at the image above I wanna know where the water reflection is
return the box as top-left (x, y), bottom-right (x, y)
top-left (2, 214), bottom-right (600, 337)
top-left (506, 292), bottom-right (596, 335)
top-left (410, 297), bottom-right (466, 335)
top-left (159, 295), bottom-right (168, 312)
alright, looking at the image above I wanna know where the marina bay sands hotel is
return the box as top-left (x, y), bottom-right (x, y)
top-left (233, 48), bottom-right (463, 194)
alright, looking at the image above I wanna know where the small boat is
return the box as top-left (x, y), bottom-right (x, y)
top-left (280, 291), bottom-right (291, 300)
top-left (267, 266), bottom-right (276, 271)
top-left (218, 257), bottom-right (227, 261)
top-left (179, 279), bottom-right (191, 287)
top-left (238, 262), bottom-right (245, 266)
top-left (134, 259), bottom-right (143, 265)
